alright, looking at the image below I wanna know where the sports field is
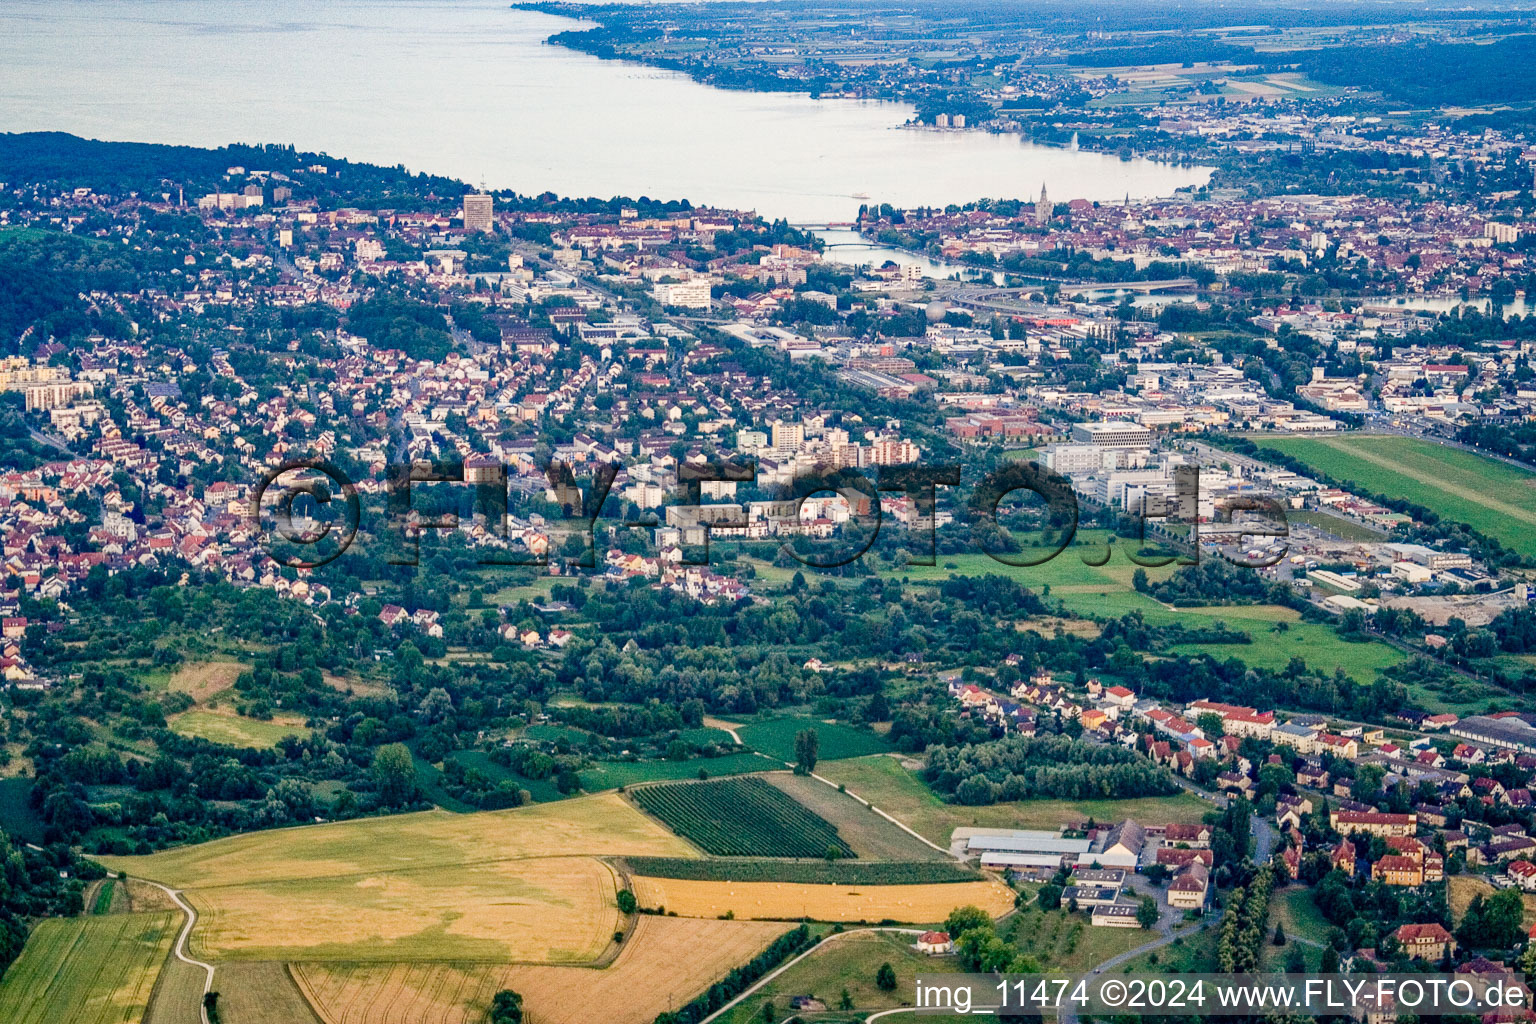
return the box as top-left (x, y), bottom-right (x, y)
top-left (815, 754), bottom-right (1211, 847)
top-left (631, 873), bottom-right (1014, 923)
top-left (1260, 434), bottom-right (1536, 558)
top-left (0, 912), bottom-right (177, 1024)
top-left (292, 916), bottom-right (791, 1024)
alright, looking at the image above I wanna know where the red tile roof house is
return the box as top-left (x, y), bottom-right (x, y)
top-left (916, 931), bottom-right (954, 954)
top-left (1394, 922), bottom-right (1455, 960)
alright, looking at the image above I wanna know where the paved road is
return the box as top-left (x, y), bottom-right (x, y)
top-left (140, 879), bottom-right (215, 1024)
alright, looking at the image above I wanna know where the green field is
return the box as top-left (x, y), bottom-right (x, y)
top-left (765, 772), bottom-right (949, 862)
top-left (1286, 508), bottom-right (1385, 542)
top-left (630, 776), bottom-right (854, 858)
top-left (579, 751), bottom-right (771, 790)
top-left (168, 710), bottom-right (311, 749)
top-left (0, 777), bottom-right (44, 844)
top-left (737, 716), bottom-right (891, 762)
top-left (816, 755), bottom-right (1212, 847)
top-left (884, 545), bottom-right (1407, 684)
top-left (1260, 434), bottom-right (1536, 558)
top-left (713, 929), bottom-right (940, 1024)
top-left (0, 912), bottom-right (178, 1024)
top-left (1167, 605), bottom-right (1406, 680)
top-left (624, 857), bottom-right (978, 885)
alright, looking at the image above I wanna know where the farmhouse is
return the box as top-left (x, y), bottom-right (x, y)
top-left (916, 931), bottom-right (954, 954)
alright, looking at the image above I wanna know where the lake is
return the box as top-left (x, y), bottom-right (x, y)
top-left (0, 0), bottom-right (1210, 222)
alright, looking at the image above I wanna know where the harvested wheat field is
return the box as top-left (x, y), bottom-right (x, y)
top-left (186, 856), bottom-right (622, 962)
top-left (631, 874), bottom-right (1013, 923)
top-left (294, 916), bottom-right (790, 1024)
top-left (100, 792), bottom-right (695, 888)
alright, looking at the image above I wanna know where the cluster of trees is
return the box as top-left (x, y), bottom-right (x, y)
top-left (923, 734), bottom-right (1177, 805)
top-left (1215, 865), bottom-right (1273, 973)
top-left (0, 830), bottom-right (101, 980)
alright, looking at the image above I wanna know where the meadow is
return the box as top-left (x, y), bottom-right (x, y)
top-left (578, 750), bottom-right (770, 790)
top-left (1259, 434), bottom-right (1536, 558)
top-left (736, 716), bottom-right (892, 762)
top-left (630, 776), bottom-right (854, 858)
top-left (713, 929), bottom-right (937, 1024)
top-left (0, 912), bottom-right (177, 1024)
top-left (168, 709), bottom-right (312, 749)
top-left (815, 754), bottom-right (1211, 846)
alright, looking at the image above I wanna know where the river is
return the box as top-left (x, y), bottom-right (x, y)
top-left (0, 0), bottom-right (1210, 222)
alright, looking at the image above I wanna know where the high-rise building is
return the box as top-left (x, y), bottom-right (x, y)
top-left (462, 192), bottom-right (494, 233)
top-left (771, 421), bottom-right (804, 455)
top-left (1035, 182), bottom-right (1051, 226)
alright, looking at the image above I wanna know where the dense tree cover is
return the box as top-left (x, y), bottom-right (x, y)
top-left (1135, 560), bottom-right (1311, 611)
top-left (1216, 866), bottom-right (1272, 973)
top-left (923, 733), bottom-right (1177, 805)
top-left (345, 295), bottom-right (457, 362)
top-left (1298, 34), bottom-right (1536, 108)
top-left (0, 829), bottom-right (100, 982)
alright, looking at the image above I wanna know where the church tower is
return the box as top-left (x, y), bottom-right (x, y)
top-left (1035, 182), bottom-right (1051, 226)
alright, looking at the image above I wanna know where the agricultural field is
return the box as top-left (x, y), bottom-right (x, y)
top-left (142, 960), bottom-right (209, 1024)
top-left (0, 912), bottom-right (177, 1024)
top-left (1259, 434), bottom-right (1536, 559)
top-left (100, 792), bottom-right (694, 887)
top-left (630, 776), bottom-right (854, 858)
top-left (623, 857), bottom-right (979, 885)
top-left (184, 855), bottom-right (622, 962)
top-left (630, 873), bottom-right (1014, 923)
top-left (736, 716), bottom-right (891, 762)
top-left (764, 772), bottom-right (949, 861)
top-left (99, 793), bottom-right (696, 964)
top-left (211, 963), bottom-right (323, 1024)
top-left (713, 929), bottom-right (936, 1024)
top-left (292, 915), bottom-right (790, 1024)
top-left (815, 754), bottom-right (1211, 847)
top-left (168, 709), bottom-right (311, 749)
